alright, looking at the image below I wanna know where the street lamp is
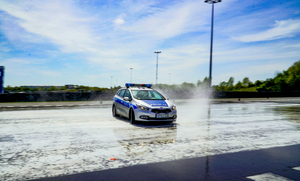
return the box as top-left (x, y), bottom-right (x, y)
top-left (204, 0), bottom-right (221, 88)
top-left (130, 68), bottom-right (133, 83)
top-left (154, 51), bottom-right (161, 84)
top-left (111, 76), bottom-right (113, 89)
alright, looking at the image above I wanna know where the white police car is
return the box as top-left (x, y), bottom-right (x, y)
top-left (112, 83), bottom-right (177, 124)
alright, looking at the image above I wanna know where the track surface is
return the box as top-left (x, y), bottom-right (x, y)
top-left (0, 98), bottom-right (300, 180)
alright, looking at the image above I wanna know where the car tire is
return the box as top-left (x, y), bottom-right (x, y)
top-left (129, 109), bottom-right (136, 124)
top-left (112, 105), bottom-right (119, 117)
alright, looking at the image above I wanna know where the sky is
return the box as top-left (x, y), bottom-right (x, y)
top-left (0, 0), bottom-right (300, 88)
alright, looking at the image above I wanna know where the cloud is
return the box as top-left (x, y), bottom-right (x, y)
top-left (213, 42), bottom-right (300, 64)
top-left (1, 0), bottom-right (299, 87)
top-left (114, 18), bottom-right (125, 25)
top-left (159, 44), bottom-right (208, 70)
top-left (0, 0), bottom-right (98, 53)
top-left (233, 19), bottom-right (300, 42)
top-left (119, 1), bottom-right (210, 39)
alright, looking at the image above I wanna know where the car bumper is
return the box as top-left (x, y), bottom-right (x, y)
top-left (134, 109), bottom-right (177, 122)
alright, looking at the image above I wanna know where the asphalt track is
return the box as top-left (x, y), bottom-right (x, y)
top-left (33, 144), bottom-right (300, 181)
top-left (1, 98), bottom-right (300, 181)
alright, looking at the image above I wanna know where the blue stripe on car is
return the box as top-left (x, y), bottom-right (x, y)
top-left (114, 97), bottom-right (137, 109)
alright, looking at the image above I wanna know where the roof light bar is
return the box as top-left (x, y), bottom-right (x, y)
top-left (125, 83), bottom-right (152, 88)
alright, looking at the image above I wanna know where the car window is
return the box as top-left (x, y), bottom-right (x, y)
top-left (118, 89), bottom-right (125, 97)
top-left (151, 91), bottom-right (165, 99)
top-left (124, 90), bottom-right (132, 99)
top-left (131, 90), bottom-right (165, 100)
top-left (117, 90), bottom-right (122, 96)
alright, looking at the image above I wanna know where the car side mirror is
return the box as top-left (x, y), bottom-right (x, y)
top-left (124, 97), bottom-right (131, 101)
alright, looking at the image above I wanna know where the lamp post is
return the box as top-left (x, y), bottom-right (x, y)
top-left (110, 76), bottom-right (113, 89)
top-left (130, 68), bottom-right (133, 83)
top-left (204, 0), bottom-right (221, 88)
top-left (0, 66), bottom-right (4, 94)
top-left (154, 51), bottom-right (161, 84)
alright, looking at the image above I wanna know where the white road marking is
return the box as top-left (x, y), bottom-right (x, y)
top-left (247, 173), bottom-right (293, 181)
top-left (292, 166), bottom-right (300, 171)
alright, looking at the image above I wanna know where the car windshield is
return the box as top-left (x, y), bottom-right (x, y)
top-left (131, 90), bottom-right (165, 100)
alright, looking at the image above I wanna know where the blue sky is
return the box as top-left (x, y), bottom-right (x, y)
top-left (0, 0), bottom-right (299, 88)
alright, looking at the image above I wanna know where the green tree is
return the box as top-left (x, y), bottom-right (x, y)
top-left (235, 81), bottom-right (243, 90)
top-left (227, 77), bottom-right (234, 90)
top-left (217, 81), bottom-right (227, 91)
top-left (181, 82), bottom-right (196, 89)
top-left (254, 80), bottom-right (263, 87)
top-left (285, 60), bottom-right (300, 90)
top-left (242, 77), bottom-right (253, 87)
top-left (260, 60), bottom-right (300, 92)
top-left (216, 77), bottom-right (234, 91)
top-left (48, 86), bottom-right (59, 91)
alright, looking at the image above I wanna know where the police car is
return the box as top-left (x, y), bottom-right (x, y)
top-left (112, 83), bottom-right (177, 124)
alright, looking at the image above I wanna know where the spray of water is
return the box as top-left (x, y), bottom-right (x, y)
top-left (179, 86), bottom-right (211, 123)
top-left (155, 84), bottom-right (212, 123)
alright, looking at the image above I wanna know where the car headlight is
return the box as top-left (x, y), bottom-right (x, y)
top-left (172, 105), bottom-right (176, 110)
top-left (137, 104), bottom-right (150, 111)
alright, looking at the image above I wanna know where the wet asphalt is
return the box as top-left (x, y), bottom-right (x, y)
top-left (1, 98), bottom-right (300, 181)
top-left (33, 144), bottom-right (300, 181)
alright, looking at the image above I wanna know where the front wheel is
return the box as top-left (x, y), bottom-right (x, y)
top-left (129, 109), bottom-right (136, 124)
top-left (112, 105), bottom-right (119, 117)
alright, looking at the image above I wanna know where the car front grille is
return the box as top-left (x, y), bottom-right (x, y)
top-left (151, 109), bottom-right (172, 114)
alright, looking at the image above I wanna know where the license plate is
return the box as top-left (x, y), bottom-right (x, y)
top-left (156, 114), bottom-right (169, 118)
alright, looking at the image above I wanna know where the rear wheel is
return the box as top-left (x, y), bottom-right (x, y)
top-left (129, 109), bottom-right (136, 124)
top-left (112, 105), bottom-right (119, 117)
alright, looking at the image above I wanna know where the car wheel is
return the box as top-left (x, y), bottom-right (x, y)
top-left (129, 109), bottom-right (136, 124)
top-left (112, 105), bottom-right (119, 117)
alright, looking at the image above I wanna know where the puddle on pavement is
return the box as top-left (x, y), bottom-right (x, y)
top-left (272, 105), bottom-right (300, 125)
top-left (114, 125), bottom-right (177, 156)
top-left (0, 135), bottom-right (14, 142)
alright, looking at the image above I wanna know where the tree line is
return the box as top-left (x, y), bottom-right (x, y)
top-left (4, 60), bottom-right (300, 93)
top-left (154, 60), bottom-right (300, 92)
top-left (215, 60), bottom-right (300, 92)
top-left (4, 85), bottom-right (120, 93)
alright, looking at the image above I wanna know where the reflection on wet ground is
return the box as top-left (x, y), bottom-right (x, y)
top-left (114, 124), bottom-right (177, 156)
top-left (1, 99), bottom-right (300, 180)
top-left (272, 105), bottom-right (300, 129)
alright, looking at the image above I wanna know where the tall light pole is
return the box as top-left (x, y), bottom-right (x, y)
top-left (205, 0), bottom-right (221, 88)
top-left (154, 51), bottom-right (161, 84)
top-left (0, 66), bottom-right (4, 94)
top-left (130, 68), bottom-right (133, 83)
top-left (110, 76), bottom-right (113, 89)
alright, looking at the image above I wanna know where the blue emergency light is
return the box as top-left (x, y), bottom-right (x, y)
top-left (125, 83), bottom-right (152, 88)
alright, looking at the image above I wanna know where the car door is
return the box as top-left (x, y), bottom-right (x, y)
top-left (122, 89), bottom-right (132, 117)
top-left (115, 89), bottom-right (125, 116)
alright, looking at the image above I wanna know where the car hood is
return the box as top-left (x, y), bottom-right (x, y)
top-left (137, 100), bottom-right (169, 108)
